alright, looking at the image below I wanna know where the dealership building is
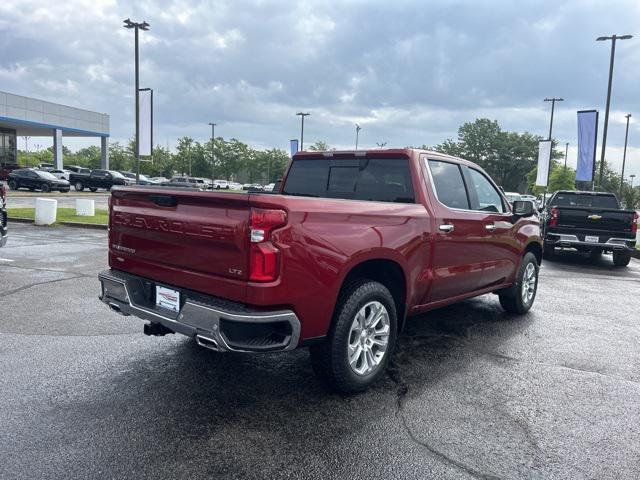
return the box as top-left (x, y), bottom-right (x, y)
top-left (0, 90), bottom-right (110, 170)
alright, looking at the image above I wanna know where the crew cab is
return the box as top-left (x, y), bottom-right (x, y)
top-left (0, 181), bottom-right (7, 247)
top-left (98, 149), bottom-right (542, 392)
top-left (541, 190), bottom-right (637, 266)
top-left (69, 169), bottom-right (127, 192)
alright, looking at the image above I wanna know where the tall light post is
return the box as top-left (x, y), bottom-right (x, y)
top-left (355, 124), bottom-right (361, 150)
top-left (123, 18), bottom-right (150, 183)
top-left (22, 136), bottom-right (30, 167)
top-left (208, 122), bottom-right (216, 186)
top-left (620, 113), bottom-right (632, 196)
top-left (596, 34), bottom-right (633, 188)
top-left (376, 141), bottom-right (387, 149)
top-left (630, 174), bottom-right (636, 189)
top-left (564, 142), bottom-right (569, 169)
top-left (543, 98), bottom-right (563, 205)
top-left (296, 112), bottom-right (310, 150)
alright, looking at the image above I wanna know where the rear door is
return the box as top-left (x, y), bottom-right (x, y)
top-left (423, 158), bottom-right (486, 303)
top-left (462, 166), bottom-right (518, 288)
top-left (109, 188), bottom-right (252, 301)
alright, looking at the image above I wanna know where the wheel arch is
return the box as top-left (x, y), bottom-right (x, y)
top-left (524, 241), bottom-right (543, 266)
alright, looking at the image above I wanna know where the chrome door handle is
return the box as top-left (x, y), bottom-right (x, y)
top-left (485, 224), bottom-right (496, 231)
top-left (439, 224), bottom-right (454, 233)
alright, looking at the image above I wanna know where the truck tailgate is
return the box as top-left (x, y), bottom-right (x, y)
top-left (555, 207), bottom-right (635, 235)
top-left (109, 188), bottom-right (251, 302)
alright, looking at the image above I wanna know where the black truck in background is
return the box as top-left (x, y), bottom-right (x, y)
top-left (69, 169), bottom-right (128, 192)
top-left (541, 190), bottom-right (638, 266)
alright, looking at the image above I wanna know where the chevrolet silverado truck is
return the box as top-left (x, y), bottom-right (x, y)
top-left (99, 149), bottom-right (542, 392)
top-left (69, 169), bottom-right (128, 192)
top-left (541, 190), bottom-right (638, 266)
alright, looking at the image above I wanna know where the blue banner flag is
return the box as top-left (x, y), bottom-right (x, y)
top-left (290, 139), bottom-right (299, 157)
top-left (576, 110), bottom-right (599, 182)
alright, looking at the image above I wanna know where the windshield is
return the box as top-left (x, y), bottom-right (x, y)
top-left (109, 171), bottom-right (125, 179)
top-left (552, 193), bottom-right (619, 209)
top-left (37, 171), bottom-right (58, 180)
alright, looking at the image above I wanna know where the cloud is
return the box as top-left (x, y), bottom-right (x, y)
top-left (0, 0), bottom-right (639, 177)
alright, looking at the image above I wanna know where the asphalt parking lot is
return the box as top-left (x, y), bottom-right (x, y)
top-left (6, 191), bottom-right (110, 210)
top-left (1, 223), bottom-right (639, 480)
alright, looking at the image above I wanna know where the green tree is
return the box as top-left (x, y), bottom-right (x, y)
top-left (108, 142), bottom-right (132, 171)
top-left (309, 140), bottom-right (331, 151)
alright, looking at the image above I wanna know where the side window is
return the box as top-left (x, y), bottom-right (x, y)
top-left (427, 160), bottom-right (470, 209)
top-left (28, 171), bottom-right (39, 178)
top-left (465, 168), bottom-right (506, 213)
top-left (282, 160), bottom-right (329, 198)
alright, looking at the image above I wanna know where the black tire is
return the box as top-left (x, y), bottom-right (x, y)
top-left (41, 183), bottom-right (51, 193)
top-left (74, 181), bottom-right (84, 192)
top-left (498, 252), bottom-right (539, 314)
top-left (60, 189), bottom-right (70, 193)
top-left (309, 280), bottom-right (397, 393)
top-left (89, 187), bottom-right (98, 192)
top-left (8, 180), bottom-right (18, 190)
top-left (612, 251), bottom-right (631, 267)
top-left (542, 244), bottom-right (555, 259)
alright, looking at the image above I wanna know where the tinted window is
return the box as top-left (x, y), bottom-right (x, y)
top-left (551, 193), bottom-right (619, 209)
top-left (466, 168), bottom-right (506, 213)
top-left (36, 171), bottom-right (57, 180)
top-left (283, 158), bottom-right (415, 203)
top-left (427, 160), bottom-right (469, 209)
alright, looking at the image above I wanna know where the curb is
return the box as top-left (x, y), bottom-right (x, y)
top-left (8, 218), bottom-right (107, 230)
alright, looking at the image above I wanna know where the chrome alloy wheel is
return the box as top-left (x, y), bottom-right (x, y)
top-left (347, 301), bottom-right (391, 376)
top-left (521, 262), bottom-right (537, 304)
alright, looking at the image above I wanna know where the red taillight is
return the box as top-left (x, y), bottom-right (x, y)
top-left (632, 211), bottom-right (639, 234)
top-left (549, 207), bottom-right (558, 228)
top-left (249, 208), bottom-right (287, 282)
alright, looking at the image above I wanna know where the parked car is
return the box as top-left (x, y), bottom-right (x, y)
top-left (263, 182), bottom-right (276, 192)
top-left (38, 163), bottom-right (55, 170)
top-left (504, 192), bottom-right (522, 204)
top-left (213, 179), bottom-right (229, 189)
top-left (65, 165), bottom-right (91, 175)
top-left (0, 181), bottom-right (7, 247)
top-left (118, 171), bottom-right (158, 186)
top-left (69, 169), bottom-right (127, 192)
top-left (243, 183), bottom-right (263, 191)
top-left (8, 168), bottom-right (70, 193)
top-left (99, 148), bottom-right (541, 393)
top-left (150, 176), bottom-right (168, 183)
top-left (541, 190), bottom-right (638, 266)
top-left (536, 193), bottom-right (553, 209)
top-left (48, 169), bottom-right (73, 181)
top-left (161, 176), bottom-right (208, 189)
top-left (228, 182), bottom-right (243, 191)
top-left (520, 194), bottom-right (536, 203)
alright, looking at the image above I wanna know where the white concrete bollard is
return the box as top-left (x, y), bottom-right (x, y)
top-left (75, 199), bottom-right (95, 217)
top-left (35, 198), bottom-right (57, 225)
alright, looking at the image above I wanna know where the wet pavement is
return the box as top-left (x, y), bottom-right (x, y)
top-left (1, 223), bottom-right (639, 479)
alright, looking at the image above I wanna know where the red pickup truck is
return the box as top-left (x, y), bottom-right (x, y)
top-left (99, 149), bottom-right (542, 392)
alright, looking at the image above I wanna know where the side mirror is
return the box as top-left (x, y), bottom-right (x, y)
top-left (512, 200), bottom-right (534, 217)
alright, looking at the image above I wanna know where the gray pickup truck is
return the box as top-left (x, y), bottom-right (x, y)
top-left (541, 190), bottom-right (638, 266)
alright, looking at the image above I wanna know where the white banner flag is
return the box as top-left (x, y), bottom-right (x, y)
top-left (535, 140), bottom-right (552, 187)
top-left (139, 89), bottom-right (153, 157)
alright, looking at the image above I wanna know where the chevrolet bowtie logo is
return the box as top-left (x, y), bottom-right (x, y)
top-left (587, 214), bottom-right (602, 220)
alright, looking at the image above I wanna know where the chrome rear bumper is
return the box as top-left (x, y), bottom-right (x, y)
top-left (98, 269), bottom-right (301, 353)
top-left (545, 234), bottom-right (635, 251)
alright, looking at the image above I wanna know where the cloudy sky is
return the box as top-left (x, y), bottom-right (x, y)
top-left (1, 0), bottom-right (639, 177)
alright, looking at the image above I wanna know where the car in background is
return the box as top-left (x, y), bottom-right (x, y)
top-left (242, 183), bottom-right (263, 191)
top-left (0, 181), bottom-right (7, 247)
top-left (150, 176), bottom-right (168, 183)
top-left (520, 194), bottom-right (536, 202)
top-left (161, 176), bottom-right (208, 189)
top-left (38, 163), bottom-right (55, 170)
top-left (504, 192), bottom-right (522, 204)
top-left (228, 182), bottom-right (243, 190)
top-left (118, 171), bottom-right (159, 186)
top-left (8, 168), bottom-right (70, 193)
top-left (536, 193), bottom-right (553, 209)
top-left (212, 179), bottom-right (229, 189)
top-left (65, 165), bottom-right (91, 175)
top-left (263, 182), bottom-right (276, 192)
top-left (48, 169), bottom-right (73, 181)
top-left (69, 169), bottom-right (127, 192)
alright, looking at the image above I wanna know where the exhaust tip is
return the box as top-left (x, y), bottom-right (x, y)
top-left (196, 335), bottom-right (219, 351)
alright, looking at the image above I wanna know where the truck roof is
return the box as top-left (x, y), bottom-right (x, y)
top-left (293, 148), bottom-right (479, 168)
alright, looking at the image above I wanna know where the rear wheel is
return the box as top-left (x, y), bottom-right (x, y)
top-left (41, 183), bottom-right (51, 193)
top-left (8, 180), bottom-right (18, 190)
top-left (612, 251), bottom-right (631, 267)
top-left (499, 252), bottom-right (539, 314)
top-left (310, 280), bottom-right (397, 393)
top-left (74, 181), bottom-right (84, 192)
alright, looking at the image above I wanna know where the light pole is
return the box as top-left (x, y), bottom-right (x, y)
top-left (208, 122), bottom-right (216, 186)
top-left (376, 141), bottom-right (387, 149)
top-left (355, 124), bottom-right (361, 150)
top-left (630, 174), bottom-right (636, 189)
top-left (123, 18), bottom-right (150, 183)
top-left (596, 34), bottom-right (633, 188)
top-left (620, 113), bottom-right (632, 196)
top-left (543, 98), bottom-right (563, 205)
top-left (23, 136), bottom-right (30, 167)
top-left (564, 142), bottom-right (569, 169)
top-left (296, 112), bottom-right (310, 150)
